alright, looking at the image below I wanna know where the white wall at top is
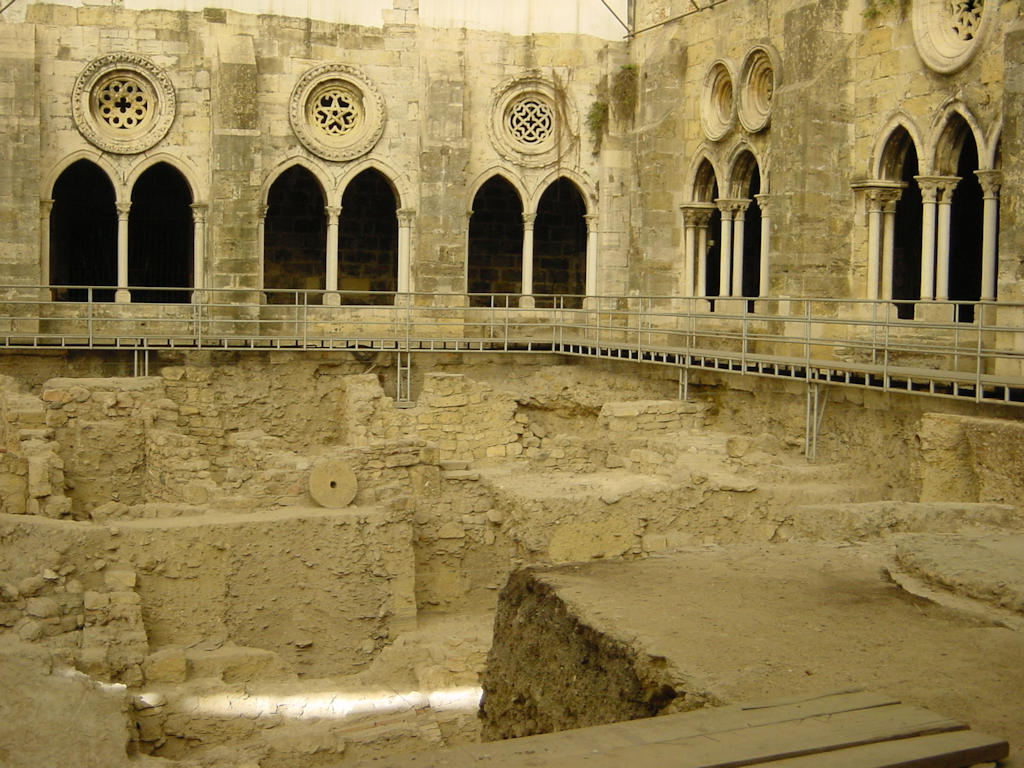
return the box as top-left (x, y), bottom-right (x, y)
top-left (419, 0), bottom-right (629, 38)
top-left (10, 0), bottom-right (630, 38)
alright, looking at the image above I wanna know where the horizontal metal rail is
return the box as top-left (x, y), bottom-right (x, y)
top-left (1, 286), bottom-right (1022, 406)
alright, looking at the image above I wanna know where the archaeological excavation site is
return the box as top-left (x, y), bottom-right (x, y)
top-left (2, 0), bottom-right (1024, 765)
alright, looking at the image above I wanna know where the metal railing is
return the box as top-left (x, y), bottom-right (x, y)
top-left (1, 285), bottom-right (1022, 406)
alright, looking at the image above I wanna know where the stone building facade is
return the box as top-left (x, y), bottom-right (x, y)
top-left (0, 0), bottom-right (1020, 324)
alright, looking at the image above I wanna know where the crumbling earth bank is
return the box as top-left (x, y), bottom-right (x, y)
top-left (478, 568), bottom-right (717, 741)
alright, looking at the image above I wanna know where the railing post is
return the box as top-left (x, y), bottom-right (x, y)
top-left (976, 301), bottom-right (984, 401)
top-left (87, 287), bottom-right (93, 346)
top-left (302, 292), bottom-right (308, 348)
top-left (804, 300), bottom-right (811, 379)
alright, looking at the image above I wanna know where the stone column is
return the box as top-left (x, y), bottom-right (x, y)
top-left (397, 208), bottom-right (415, 296)
top-left (975, 170), bottom-right (1001, 301)
top-left (257, 204), bottom-right (268, 303)
top-left (934, 177), bottom-right (960, 302)
top-left (584, 213), bottom-right (599, 298)
top-left (716, 200), bottom-right (734, 296)
top-left (39, 199), bottom-right (53, 300)
top-left (190, 203), bottom-right (207, 303)
top-left (520, 212), bottom-right (536, 308)
top-left (880, 192), bottom-right (901, 302)
top-left (115, 202), bottom-right (131, 303)
top-left (864, 190), bottom-right (884, 301)
top-left (754, 194), bottom-right (771, 297)
top-left (681, 204), bottom-right (715, 298)
top-left (731, 203), bottom-right (747, 297)
top-left (915, 177), bottom-right (942, 301)
top-left (324, 205), bottom-right (341, 306)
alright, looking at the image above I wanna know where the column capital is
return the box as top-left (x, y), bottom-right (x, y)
top-left (753, 193), bottom-right (771, 214)
top-left (852, 181), bottom-right (904, 210)
top-left (190, 202), bottom-right (208, 224)
top-left (681, 202), bottom-right (716, 227)
top-left (397, 208), bottom-right (416, 226)
top-left (39, 198), bottom-right (54, 216)
top-left (715, 198), bottom-right (748, 215)
top-left (583, 213), bottom-right (599, 232)
top-left (974, 169), bottom-right (1001, 198)
top-left (116, 201), bottom-right (132, 219)
top-left (258, 204), bottom-right (270, 219)
top-left (915, 175), bottom-right (959, 202)
top-left (522, 212), bottom-right (537, 228)
top-left (324, 205), bottom-right (342, 219)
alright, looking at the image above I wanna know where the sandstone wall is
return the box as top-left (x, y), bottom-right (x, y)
top-left (0, 505), bottom-right (416, 680)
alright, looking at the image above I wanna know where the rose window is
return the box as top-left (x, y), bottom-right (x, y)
top-left (488, 76), bottom-right (574, 168)
top-left (507, 98), bottom-right (554, 146)
top-left (310, 84), bottom-right (363, 137)
top-left (289, 64), bottom-right (386, 162)
top-left (913, 0), bottom-right (992, 73)
top-left (93, 74), bottom-right (151, 132)
top-left (949, 0), bottom-right (983, 40)
top-left (72, 54), bottom-right (176, 154)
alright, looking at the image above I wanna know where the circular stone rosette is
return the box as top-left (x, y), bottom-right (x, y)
top-left (912, 0), bottom-right (994, 74)
top-left (72, 54), bottom-right (176, 154)
top-left (489, 75), bottom-right (576, 168)
top-left (289, 64), bottom-right (386, 162)
top-left (701, 59), bottom-right (736, 142)
top-left (738, 45), bottom-right (780, 134)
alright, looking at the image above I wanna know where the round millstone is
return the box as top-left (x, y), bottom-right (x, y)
top-left (309, 459), bottom-right (358, 508)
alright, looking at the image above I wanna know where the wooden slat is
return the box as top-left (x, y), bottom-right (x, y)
top-left (464, 691), bottom-right (901, 760)
top-left (753, 729), bottom-right (1008, 768)
top-left (361, 693), bottom-right (978, 768)
top-left (544, 705), bottom-right (966, 768)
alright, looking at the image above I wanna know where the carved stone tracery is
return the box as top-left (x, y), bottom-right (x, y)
top-left (72, 54), bottom-right (176, 154)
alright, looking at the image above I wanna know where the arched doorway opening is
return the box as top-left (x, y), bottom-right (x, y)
top-left (693, 159), bottom-right (721, 301)
top-left (468, 176), bottom-right (523, 307)
top-left (945, 120), bottom-right (983, 322)
top-left (264, 166), bottom-right (326, 305)
top-left (889, 130), bottom-right (922, 319)
top-left (732, 151), bottom-right (763, 307)
top-left (534, 178), bottom-right (586, 308)
top-left (129, 162), bottom-right (193, 303)
top-left (338, 169), bottom-right (398, 305)
top-left (50, 160), bottom-right (117, 302)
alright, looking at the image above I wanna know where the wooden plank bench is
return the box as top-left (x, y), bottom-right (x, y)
top-left (351, 690), bottom-right (1009, 767)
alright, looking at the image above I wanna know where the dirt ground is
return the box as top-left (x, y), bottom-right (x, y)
top-left (482, 537), bottom-right (1024, 766)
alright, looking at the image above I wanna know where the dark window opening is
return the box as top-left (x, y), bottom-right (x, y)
top-left (893, 140), bottom-right (922, 320)
top-left (468, 177), bottom-right (523, 307)
top-left (534, 178), bottom-right (586, 309)
top-left (264, 166), bottom-right (326, 305)
top-left (338, 169), bottom-right (398, 305)
top-left (950, 135), bottom-right (983, 323)
top-left (129, 163), bottom-right (193, 303)
top-left (742, 169), bottom-right (762, 311)
top-left (50, 160), bottom-right (117, 302)
top-left (705, 180), bottom-right (721, 308)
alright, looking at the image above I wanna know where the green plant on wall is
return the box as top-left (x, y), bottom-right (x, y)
top-left (863, 0), bottom-right (899, 20)
top-left (612, 64), bottom-right (638, 117)
top-left (586, 101), bottom-right (609, 154)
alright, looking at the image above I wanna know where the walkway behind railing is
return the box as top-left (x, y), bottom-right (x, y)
top-left (2, 286), bottom-right (1023, 410)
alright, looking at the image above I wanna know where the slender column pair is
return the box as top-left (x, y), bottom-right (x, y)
top-left (914, 175), bottom-right (960, 301)
top-left (715, 198), bottom-right (751, 297)
top-left (680, 204), bottom-right (716, 297)
top-left (856, 182), bottom-right (903, 301)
